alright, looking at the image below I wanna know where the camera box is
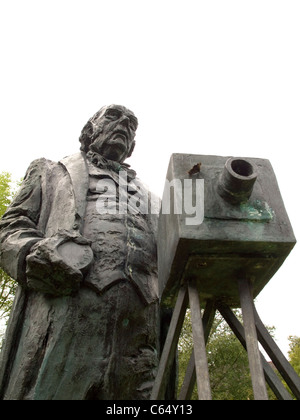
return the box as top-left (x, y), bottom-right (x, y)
top-left (158, 153), bottom-right (296, 308)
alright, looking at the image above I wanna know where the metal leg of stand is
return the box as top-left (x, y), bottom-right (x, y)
top-left (254, 306), bottom-right (300, 400)
top-left (218, 302), bottom-right (293, 401)
top-left (151, 285), bottom-right (189, 400)
top-left (238, 279), bottom-right (268, 400)
top-left (179, 299), bottom-right (216, 400)
top-left (188, 281), bottom-right (212, 400)
top-left (179, 348), bottom-right (196, 400)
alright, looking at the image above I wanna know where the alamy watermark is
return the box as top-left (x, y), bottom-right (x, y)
top-left (95, 171), bottom-right (204, 226)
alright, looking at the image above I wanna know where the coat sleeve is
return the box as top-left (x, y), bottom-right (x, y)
top-left (0, 159), bottom-right (46, 286)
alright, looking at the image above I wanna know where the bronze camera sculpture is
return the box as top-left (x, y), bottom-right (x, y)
top-left (152, 153), bottom-right (299, 401)
top-left (158, 153), bottom-right (296, 308)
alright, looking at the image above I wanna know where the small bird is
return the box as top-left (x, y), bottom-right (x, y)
top-left (188, 162), bottom-right (201, 177)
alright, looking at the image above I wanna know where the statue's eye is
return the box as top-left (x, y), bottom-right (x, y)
top-left (129, 118), bottom-right (138, 131)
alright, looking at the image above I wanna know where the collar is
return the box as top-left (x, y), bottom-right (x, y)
top-left (86, 150), bottom-right (136, 182)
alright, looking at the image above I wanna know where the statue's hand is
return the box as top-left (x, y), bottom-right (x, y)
top-left (26, 232), bottom-right (93, 296)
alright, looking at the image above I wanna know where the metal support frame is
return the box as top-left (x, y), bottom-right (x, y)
top-left (151, 286), bottom-right (189, 400)
top-left (188, 281), bottom-right (212, 400)
top-left (238, 279), bottom-right (268, 400)
top-left (151, 279), bottom-right (300, 400)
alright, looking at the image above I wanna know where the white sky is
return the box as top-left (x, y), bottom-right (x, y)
top-left (0, 1), bottom-right (299, 357)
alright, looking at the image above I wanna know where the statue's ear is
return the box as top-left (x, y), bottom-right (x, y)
top-left (127, 140), bottom-right (136, 158)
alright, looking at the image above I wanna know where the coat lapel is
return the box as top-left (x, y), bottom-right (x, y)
top-left (60, 152), bottom-right (89, 233)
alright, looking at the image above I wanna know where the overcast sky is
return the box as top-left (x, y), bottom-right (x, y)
top-left (1, 1), bottom-right (300, 357)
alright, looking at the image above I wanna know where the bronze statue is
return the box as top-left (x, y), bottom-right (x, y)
top-left (0, 105), bottom-right (162, 400)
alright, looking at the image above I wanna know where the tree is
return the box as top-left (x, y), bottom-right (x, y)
top-left (178, 308), bottom-right (276, 400)
top-left (288, 336), bottom-right (300, 376)
top-left (0, 172), bottom-right (12, 217)
top-left (207, 310), bottom-right (254, 400)
top-left (178, 309), bottom-right (253, 399)
top-left (0, 172), bottom-right (19, 345)
top-left (0, 270), bottom-right (17, 321)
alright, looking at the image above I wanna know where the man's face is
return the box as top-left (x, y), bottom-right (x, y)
top-left (90, 105), bottom-right (138, 163)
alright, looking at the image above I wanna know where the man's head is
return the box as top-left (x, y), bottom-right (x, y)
top-left (79, 105), bottom-right (138, 163)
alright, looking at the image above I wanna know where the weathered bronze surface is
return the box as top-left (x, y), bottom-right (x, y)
top-left (159, 153), bottom-right (296, 308)
top-left (0, 105), bottom-right (162, 400)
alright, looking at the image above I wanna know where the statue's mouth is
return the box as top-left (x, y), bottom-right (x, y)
top-left (112, 130), bottom-right (128, 143)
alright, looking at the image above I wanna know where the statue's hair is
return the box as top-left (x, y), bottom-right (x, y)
top-left (79, 106), bottom-right (106, 153)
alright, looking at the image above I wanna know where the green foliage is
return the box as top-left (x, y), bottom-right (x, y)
top-left (178, 309), bottom-right (253, 399)
top-left (207, 310), bottom-right (254, 400)
top-left (178, 308), bottom-right (277, 400)
top-left (0, 172), bottom-right (12, 218)
top-left (288, 336), bottom-right (300, 376)
top-left (0, 270), bottom-right (17, 321)
top-left (0, 172), bottom-right (19, 334)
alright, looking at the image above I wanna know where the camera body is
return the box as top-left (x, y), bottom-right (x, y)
top-left (158, 154), bottom-right (296, 308)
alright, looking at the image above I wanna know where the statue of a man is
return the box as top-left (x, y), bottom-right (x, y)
top-left (0, 105), bottom-right (161, 400)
